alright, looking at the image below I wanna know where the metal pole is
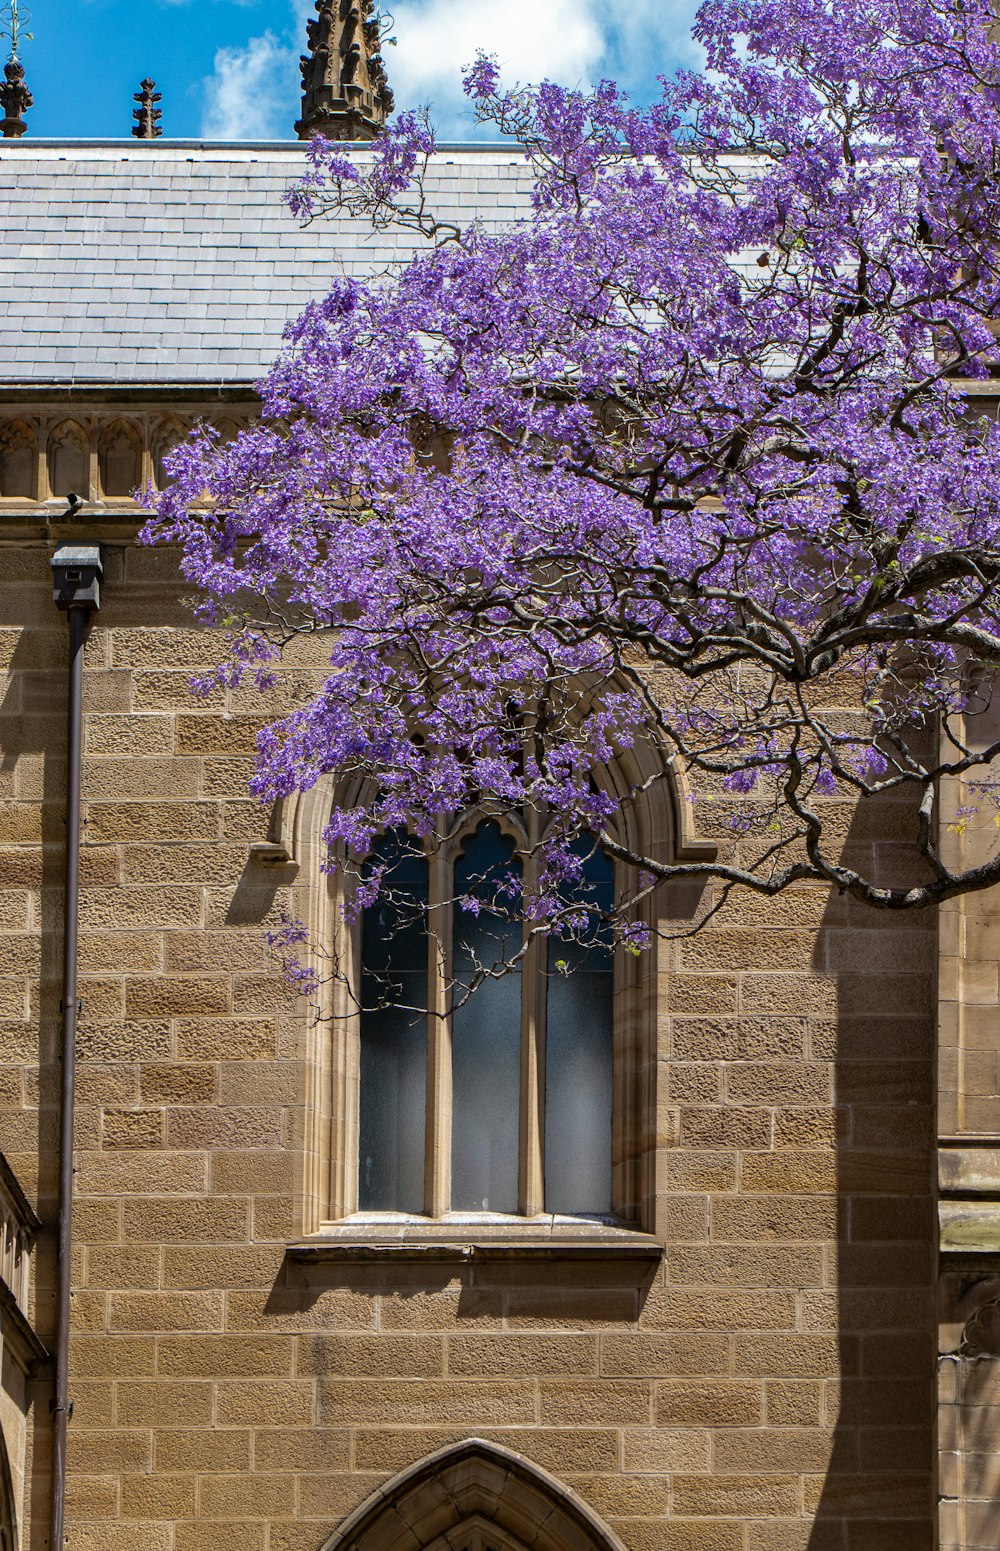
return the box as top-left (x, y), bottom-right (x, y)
top-left (50, 600), bottom-right (86, 1551)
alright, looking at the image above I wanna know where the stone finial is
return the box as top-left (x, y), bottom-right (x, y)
top-left (132, 78), bottom-right (163, 140)
top-left (0, 0), bottom-right (32, 139)
top-left (296, 0), bottom-right (394, 142)
top-left (0, 56), bottom-right (31, 138)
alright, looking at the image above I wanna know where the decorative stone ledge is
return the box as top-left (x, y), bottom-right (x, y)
top-left (939, 1144), bottom-right (1000, 1255)
top-left (940, 1202), bottom-right (1000, 1255)
top-left (939, 1144), bottom-right (1000, 1197)
top-left (287, 1218), bottom-right (663, 1266)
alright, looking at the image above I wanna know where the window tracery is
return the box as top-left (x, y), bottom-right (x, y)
top-left (0, 405), bottom-right (269, 505)
top-left (280, 733), bottom-right (694, 1235)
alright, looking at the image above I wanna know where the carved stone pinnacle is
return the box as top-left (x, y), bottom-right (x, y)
top-left (0, 54), bottom-right (31, 138)
top-left (132, 77), bottom-right (163, 140)
top-left (296, 0), bottom-right (392, 141)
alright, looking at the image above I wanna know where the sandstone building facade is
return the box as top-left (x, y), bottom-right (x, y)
top-left (0, 61), bottom-right (995, 1551)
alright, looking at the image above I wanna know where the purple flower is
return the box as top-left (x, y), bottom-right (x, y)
top-left (141, 0), bottom-right (1000, 945)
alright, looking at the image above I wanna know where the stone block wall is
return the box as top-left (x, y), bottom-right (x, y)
top-left (0, 531), bottom-right (938, 1551)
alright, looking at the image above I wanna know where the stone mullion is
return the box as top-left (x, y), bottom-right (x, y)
top-left (87, 415), bottom-right (100, 502)
top-left (28, 414), bottom-right (42, 503)
top-left (37, 415), bottom-right (51, 500)
top-left (425, 843), bottom-right (453, 1216)
top-left (614, 873), bottom-right (648, 1228)
top-left (327, 879), bottom-right (360, 1223)
top-left (139, 411), bottom-right (154, 496)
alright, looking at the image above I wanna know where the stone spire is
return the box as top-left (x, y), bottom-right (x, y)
top-left (0, 0), bottom-right (32, 139)
top-left (296, 0), bottom-right (394, 142)
top-left (132, 78), bottom-right (163, 140)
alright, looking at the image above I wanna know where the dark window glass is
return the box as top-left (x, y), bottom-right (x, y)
top-left (358, 831), bottom-right (428, 1212)
top-left (451, 822), bottom-right (523, 1212)
top-left (544, 838), bottom-right (614, 1215)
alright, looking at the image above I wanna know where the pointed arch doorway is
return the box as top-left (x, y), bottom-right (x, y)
top-left (317, 1439), bottom-right (630, 1551)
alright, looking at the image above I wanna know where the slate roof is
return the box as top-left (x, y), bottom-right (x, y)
top-left (0, 142), bottom-right (532, 388)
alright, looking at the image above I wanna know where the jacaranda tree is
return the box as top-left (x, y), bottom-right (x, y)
top-left (144, 0), bottom-right (1000, 953)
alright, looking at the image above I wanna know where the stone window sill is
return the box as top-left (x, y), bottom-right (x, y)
top-left (287, 1213), bottom-right (663, 1264)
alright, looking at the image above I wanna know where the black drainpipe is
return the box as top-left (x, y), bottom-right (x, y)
top-left (49, 544), bottom-right (103, 1551)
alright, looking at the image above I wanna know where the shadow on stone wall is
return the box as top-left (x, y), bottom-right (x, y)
top-left (802, 790), bottom-right (937, 1550)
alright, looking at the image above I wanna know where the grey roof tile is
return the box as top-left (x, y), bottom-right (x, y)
top-left (0, 143), bottom-right (532, 384)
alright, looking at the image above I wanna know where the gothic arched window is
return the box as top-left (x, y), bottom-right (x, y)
top-left (291, 744), bottom-right (682, 1234)
top-left (356, 818), bottom-right (614, 1220)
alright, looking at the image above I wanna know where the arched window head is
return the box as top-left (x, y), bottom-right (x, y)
top-left (357, 818), bottom-right (614, 1220)
top-left (318, 1438), bottom-right (630, 1551)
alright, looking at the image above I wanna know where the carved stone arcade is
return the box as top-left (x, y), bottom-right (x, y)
top-left (0, 409), bottom-right (252, 505)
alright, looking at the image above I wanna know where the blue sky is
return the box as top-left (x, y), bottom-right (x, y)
top-left (17, 0), bottom-right (702, 141)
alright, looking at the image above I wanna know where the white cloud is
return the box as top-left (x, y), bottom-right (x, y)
top-left (195, 0), bottom-right (704, 143)
top-left (200, 29), bottom-right (300, 139)
top-left (389, 0), bottom-right (605, 137)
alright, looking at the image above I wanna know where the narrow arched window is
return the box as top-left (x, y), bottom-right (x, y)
top-left (544, 838), bottom-right (614, 1215)
top-left (356, 819), bottom-right (615, 1220)
top-left (451, 822), bottom-right (523, 1213)
top-left (357, 830), bottom-right (428, 1214)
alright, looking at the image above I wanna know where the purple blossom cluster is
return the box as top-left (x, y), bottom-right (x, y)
top-left (144, 0), bottom-right (1000, 926)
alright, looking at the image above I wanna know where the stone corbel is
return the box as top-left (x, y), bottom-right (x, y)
top-left (248, 794), bottom-right (300, 870)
